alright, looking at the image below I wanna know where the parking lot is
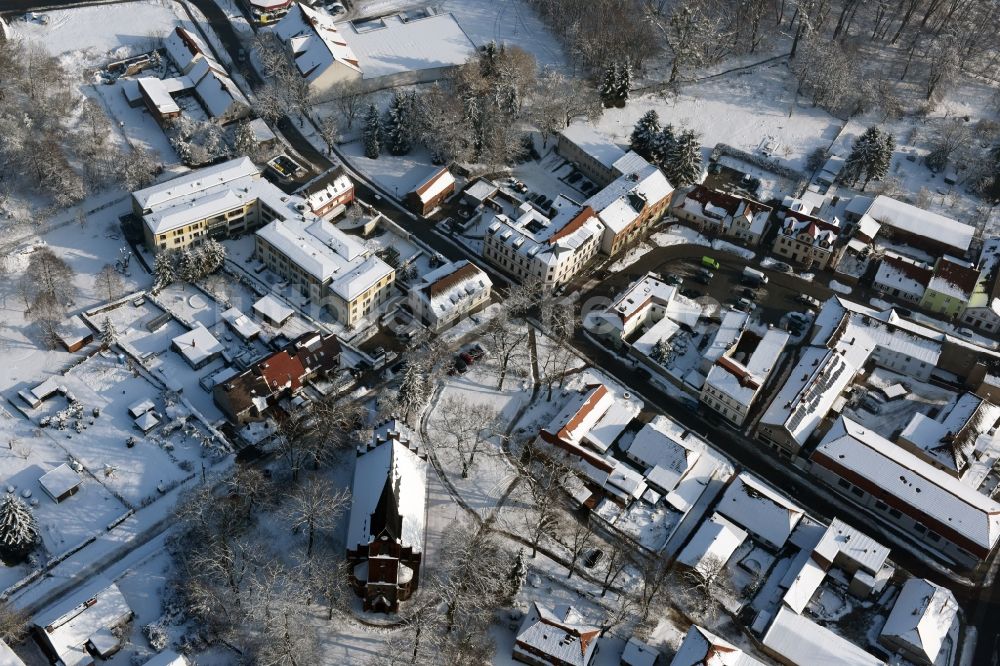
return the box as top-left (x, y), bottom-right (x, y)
top-left (584, 245), bottom-right (834, 332)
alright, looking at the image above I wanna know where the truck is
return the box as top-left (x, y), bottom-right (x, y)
top-left (701, 256), bottom-right (720, 270)
top-left (742, 267), bottom-right (768, 286)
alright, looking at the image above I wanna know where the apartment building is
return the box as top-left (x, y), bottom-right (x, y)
top-left (771, 210), bottom-right (840, 269)
top-left (700, 327), bottom-right (790, 426)
top-left (255, 216), bottom-right (395, 327)
top-left (482, 196), bottom-right (603, 287)
top-left (585, 159), bottom-right (674, 256)
top-left (134, 157), bottom-right (282, 252)
top-left (408, 260), bottom-right (492, 331)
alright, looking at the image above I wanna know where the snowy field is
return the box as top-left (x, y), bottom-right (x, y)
top-left (9, 1), bottom-right (183, 66)
top-left (598, 62), bottom-right (843, 173)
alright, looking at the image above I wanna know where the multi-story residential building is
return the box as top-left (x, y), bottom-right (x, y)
top-left (556, 122), bottom-right (629, 187)
top-left (407, 260), bottom-right (492, 331)
top-left (134, 157), bottom-right (284, 252)
top-left (700, 327), bottom-right (790, 426)
top-left (771, 210), bottom-right (840, 269)
top-left (673, 185), bottom-right (772, 246)
top-left (811, 416), bottom-right (1000, 565)
top-left (920, 255), bottom-right (980, 318)
top-left (482, 196), bottom-right (603, 287)
top-left (756, 299), bottom-right (943, 457)
top-left (873, 251), bottom-right (931, 305)
top-left (255, 216), bottom-right (395, 327)
top-left (513, 603), bottom-right (600, 666)
top-left (585, 159), bottom-right (674, 256)
top-left (879, 578), bottom-right (959, 666)
top-left (302, 168), bottom-right (355, 218)
top-left (845, 194), bottom-right (974, 259)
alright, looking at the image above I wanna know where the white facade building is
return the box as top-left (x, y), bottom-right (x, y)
top-left (407, 260), bottom-right (491, 331)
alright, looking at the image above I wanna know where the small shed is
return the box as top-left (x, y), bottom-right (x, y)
top-left (253, 295), bottom-right (294, 327)
top-left (221, 307), bottom-right (262, 341)
top-left (128, 398), bottom-right (155, 419)
top-left (171, 324), bottom-right (224, 369)
top-left (134, 411), bottom-right (160, 433)
top-left (56, 315), bottom-right (94, 353)
top-left (39, 464), bottom-right (82, 503)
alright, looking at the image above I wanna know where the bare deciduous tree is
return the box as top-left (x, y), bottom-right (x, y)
top-left (95, 263), bottom-right (123, 302)
top-left (284, 476), bottom-right (350, 558)
top-left (436, 396), bottom-right (503, 477)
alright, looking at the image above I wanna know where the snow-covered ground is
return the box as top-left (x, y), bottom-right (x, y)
top-left (651, 224), bottom-right (711, 248)
top-left (607, 242), bottom-right (653, 272)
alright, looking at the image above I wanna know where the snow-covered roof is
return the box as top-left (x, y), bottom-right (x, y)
top-left (874, 251), bottom-right (931, 298)
top-left (411, 260), bottom-right (491, 318)
top-left (880, 577), bottom-right (958, 664)
top-left (346, 420), bottom-right (427, 551)
top-left (625, 416), bottom-right (701, 491)
top-left (0, 639), bottom-right (25, 666)
top-left (142, 650), bottom-right (189, 666)
top-left (622, 636), bottom-right (659, 666)
top-left (543, 385), bottom-right (614, 446)
top-left (194, 69), bottom-right (247, 119)
top-left (609, 272), bottom-right (676, 325)
top-left (585, 161), bottom-right (674, 234)
top-left (486, 196), bottom-right (602, 268)
top-left (926, 255), bottom-right (980, 301)
top-left (134, 411), bottom-right (160, 432)
top-left (514, 602), bottom-right (600, 666)
top-left (560, 122), bottom-right (626, 168)
top-left (782, 554), bottom-right (827, 614)
top-left (706, 329), bottom-right (789, 408)
top-left (814, 417), bottom-right (1000, 554)
top-left (256, 216), bottom-right (391, 300)
top-left (582, 396), bottom-right (639, 453)
top-left (338, 13), bottom-right (476, 80)
top-left (274, 3), bottom-right (361, 83)
top-left (411, 167), bottom-right (455, 204)
top-left (253, 295), bottom-right (294, 324)
top-left (672, 625), bottom-right (766, 666)
top-left (813, 517), bottom-right (890, 576)
top-left (221, 307), bottom-right (262, 340)
top-left (763, 606), bottom-right (886, 666)
top-left (304, 172), bottom-right (353, 213)
top-left (172, 324), bottom-right (224, 366)
top-left (56, 315), bottom-right (93, 349)
top-left (677, 512), bottom-right (747, 577)
top-left (864, 195), bottom-right (973, 254)
top-left (716, 473), bottom-right (804, 549)
top-left (164, 26), bottom-right (215, 73)
top-left (703, 310), bottom-right (750, 366)
top-left (133, 156), bottom-right (259, 212)
top-left (136, 76), bottom-right (184, 115)
top-left (39, 463), bottom-right (81, 502)
top-left (612, 151), bottom-right (650, 176)
top-left (35, 582), bottom-right (132, 666)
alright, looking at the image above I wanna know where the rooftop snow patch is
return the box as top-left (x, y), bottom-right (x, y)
top-left (672, 624), bottom-right (767, 666)
top-left (676, 512), bottom-right (748, 578)
top-left (717, 473), bottom-right (804, 549)
top-left (862, 195), bottom-right (973, 255)
top-left (560, 121), bottom-right (627, 168)
top-left (813, 416), bottom-right (1000, 555)
top-left (339, 13), bottom-right (476, 80)
top-left (763, 606), bottom-right (886, 666)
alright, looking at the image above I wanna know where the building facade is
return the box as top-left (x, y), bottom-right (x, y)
top-left (407, 260), bottom-right (492, 331)
top-left (771, 211), bottom-right (840, 269)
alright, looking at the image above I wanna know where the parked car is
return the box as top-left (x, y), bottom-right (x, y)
top-left (665, 274), bottom-right (683, 286)
top-left (771, 260), bottom-right (792, 273)
top-left (583, 549), bottom-right (604, 568)
top-left (469, 343), bottom-right (487, 360)
top-left (459, 352), bottom-right (474, 365)
top-left (798, 294), bottom-right (821, 308)
top-left (680, 288), bottom-right (701, 299)
top-left (736, 298), bottom-right (756, 312)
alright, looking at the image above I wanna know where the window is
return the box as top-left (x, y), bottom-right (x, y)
top-left (849, 486), bottom-right (864, 498)
top-left (927, 531), bottom-right (941, 543)
top-left (888, 508), bottom-right (902, 519)
top-left (837, 478), bottom-right (851, 490)
top-left (874, 500), bottom-right (888, 511)
top-left (914, 523), bottom-right (927, 534)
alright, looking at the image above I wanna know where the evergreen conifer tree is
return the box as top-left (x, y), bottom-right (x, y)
top-left (599, 62), bottom-right (619, 107)
top-left (385, 91), bottom-right (414, 156)
top-left (153, 251), bottom-right (176, 291)
top-left (651, 124), bottom-right (676, 171)
top-left (630, 110), bottom-right (661, 160)
top-left (663, 128), bottom-right (703, 186)
top-left (100, 317), bottom-right (117, 349)
top-left (0, 495), bottom-right (38, 563)
top-left (363, 104), bottom-right (382, 159)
